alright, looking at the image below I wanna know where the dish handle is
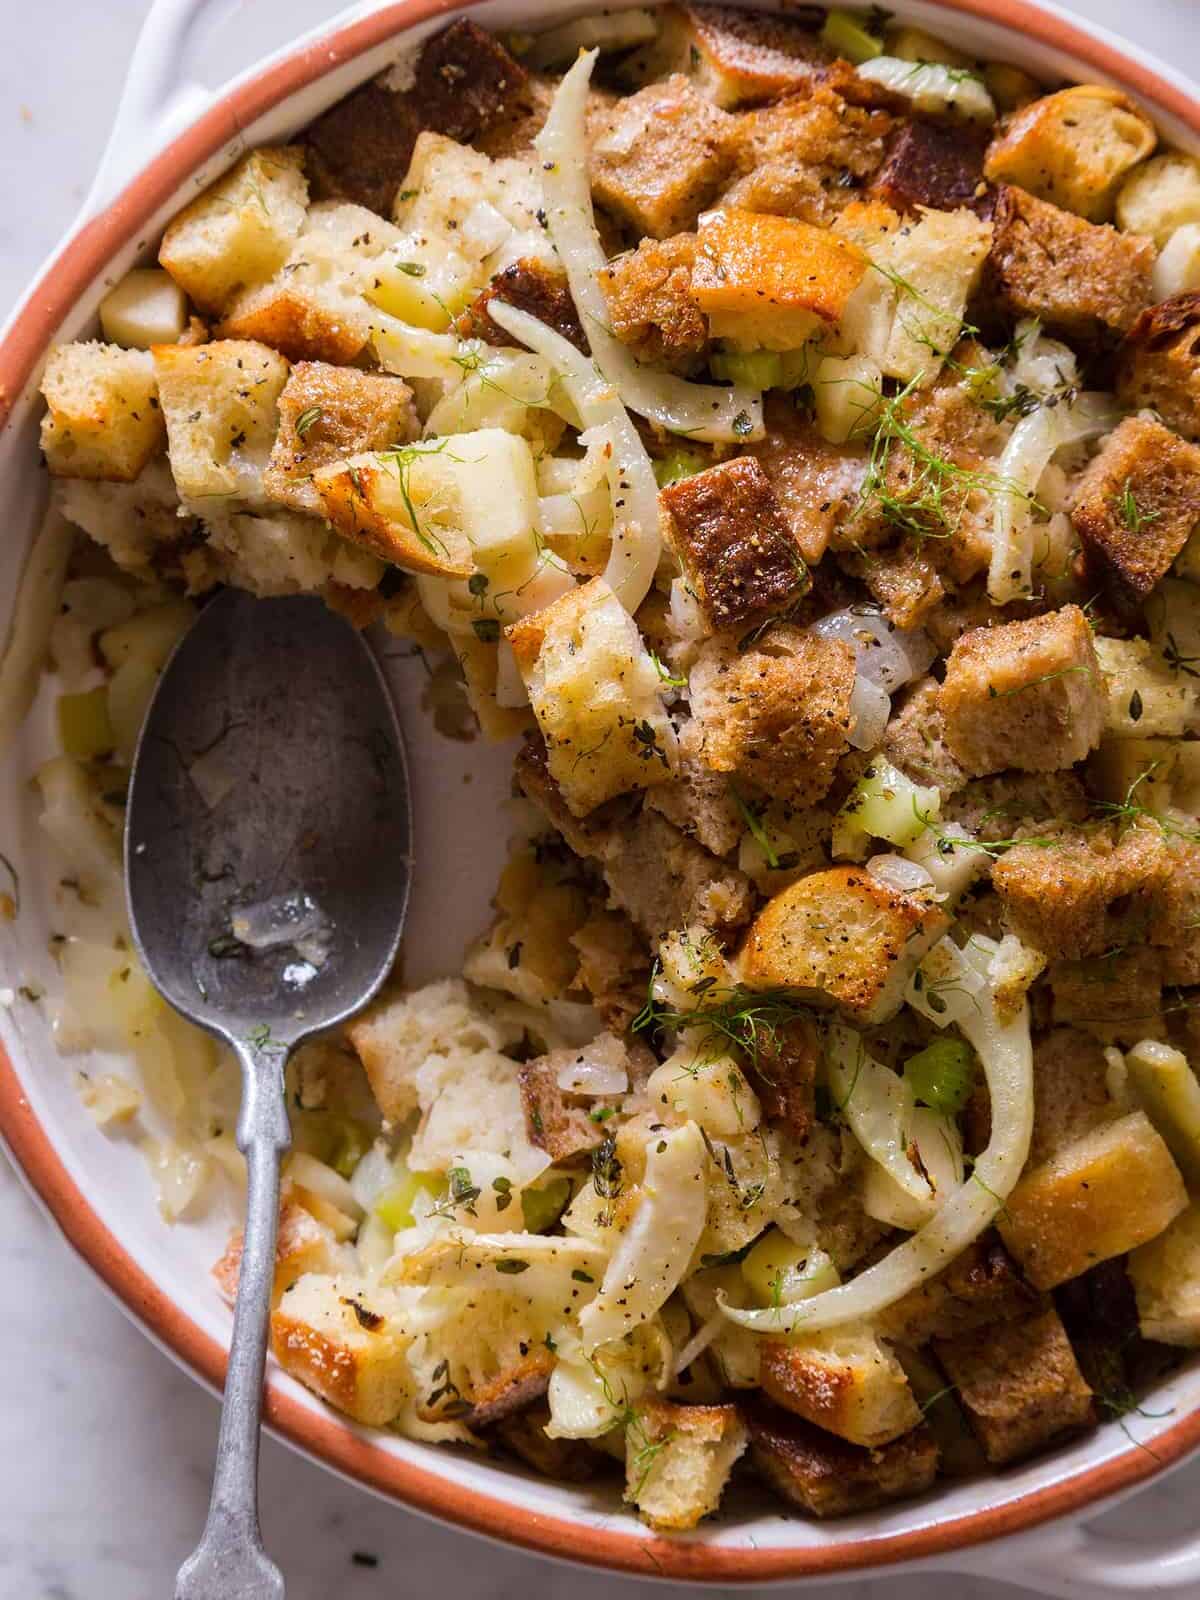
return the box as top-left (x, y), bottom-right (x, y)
top-left (82, 0), bottom-right (225, 221)
top-left (949, 1511), bottom-right (1200, 1598)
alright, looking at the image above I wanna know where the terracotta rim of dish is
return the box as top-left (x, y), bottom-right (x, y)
top-left (1, 0), bottom-right (1198, 1578)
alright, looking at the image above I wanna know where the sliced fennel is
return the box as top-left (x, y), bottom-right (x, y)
top-left (826, 1023), bottom-right (940, 1216)
top-left (857, 57), bottom-right (996, 123)
top-left (720, 936), bottom-right (1033, 1333)
top-left (534, 51), bottom-right (763, 443)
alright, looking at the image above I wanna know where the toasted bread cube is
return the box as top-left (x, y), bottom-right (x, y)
top-left (40, 342), bottom-right (164, 482)
top-left (214, 1200), bottom-right (346, 1308)
top-left (745, 394), bottom-right (869, 567)
top-left (876, 208), bottom-right (993, 384)
top-left (759, 1325), bottom-right (920, 1448)
top-left (939, 605), bottom-right (1103, 776)
top-left (459, 258), bottom-right (587, 354)
top-left (881, 677), bottom-right (968, 795)
top-left (744, 1397), bottom-right (938, 1518)
top-left (871, 121), bottom-right (987, 217)
top-left (933, 1306), bottom-right (1093, 1465)
top-left (1116, 293), bottom-right (1200, 442)
top-left (1070, 417), bottom-right (1200, 597)
top-left (984, 184), bottom-right (1154, 342)
top-left (1025, 1028), bottom-right (1121, 1166)
top-left (624, 1399), bottom-right (747, 1531)
top-left (687, 626), bottom-right (856, 808)
top-left (600, 234), bottom-right (707, 368)
top-left (304, 82), bottom-right (421, 215)
top-left (1150, 839), bottom-right (1200, 986)
top-left (998, 1111), bottom-right (1187, 1290)
top-left (518, 1054), bottom-right (606, 1165)
top-left (692, 207), bottom-right (866, 350)
top-left (644, 741), bottom-right (744, 858)
top-left (159, 147), bottom-right (308, 314)
top-left (271, 1272), bottom-right (413, 1425)
top-left (599, 808), bottom-right (754, 942)
top-left (1049, 947), bottom-right (1165, 1047)
top-left (263, 362), bottom-right (417, 516)
top-left (317, 427), bottom-right (538, 579)
top-left (993, 822), bottom-right (1169, 961)
top-left (508, 579), bottom-right (676, 817)
top-left (590, 75), bottom-right (739, 240)
top-left (1117, 153), bottom-right (1200, 246)
top-left (1094, 635), bottom-right (1198, 738)
top-left (406, 19), bottom-right (532, 151)
top-left (875, 1234), bottom-right (1036, 1347)
top-left (622, 3), bottom-right (833, 108)
top-left (345, 977), bottom-right (494, 1123)
top-left (739, 867), bottom-right (949, 1024)
top-left (984, 87), bottom-right (1156, 221)
top-left (660, 456), bottom-right (808, 632)
top-left (153, 339), bottom-right (288, 503)
top-left (1129, 1201), bottom-right (1200, 1346)
top-left (461, 1351), bottom-right (555, 1430)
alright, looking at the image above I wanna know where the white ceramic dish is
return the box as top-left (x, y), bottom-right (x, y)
top-left (3, 1), bottom-right (1200, 1589)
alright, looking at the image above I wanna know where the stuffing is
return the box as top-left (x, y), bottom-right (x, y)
top-left (518, 1052), bottom-right (607, 1165)
top-left (623, 1399), bottom-right (748, 1531)
top-left (983, 86), bottom-right (1156, 221)
top-left (1049, 947), bottom-right (1167, 1047)
top-left (1129, 1201), bottom-right (1200, 1346)
top-left (262, 362), bottom-right (417, 516)
top-left (271, 1273), bottom-right (415, 1425)
top-left (873, 209), bottom-right (993, 386)
top-left (158, 147), bottom-right (309, 314)
top-left (1150, 838), bottom-right (1200, 985)
top-left (880, 677), bottom-right (968, 795)
top-left (462, 846), bottom-right (589, 1007)
top-left (213, 1199), bottom-right (348, 1308)
top-left (938, 605), bottom-right (1105, 776)
top-left (870, 121), bottom-right (988, 216)
top-left (660, 457), bottom-right (809, 633)
top-left (590, 74), bottom-right (740, 239)
top-left (748, 1012), bottom-right (819, 1141)
top-left (739, 867), bottom-right (949, 1025)
top-left (983, 184), bottom-right (1154, 342)
top-left (759, 1324), bottom-right (920, 1448)
top-left (992, 822), bottom-right (1170, 961)
top-left (726, 85), bottom-right (894, 224)
top-left (621, 3), bottom-right (836, 109)
top-left (457, 259), bottom-right (587, 353)
top-left (744, 396), bottom-right (868, 567)
top-left (1093, 635), bottom-right (1198, 739)
top-left (1117, 152), bottom-right (1200, 246)
top-left (53, 460), bottom-right (187, 580)
top-left (932, 1306), bottom-right (1094, 1465)
top-left (1027, 1028), bottom-right (1121, 1167)
top-left (1070, 417), bottom-right (1200, 597)
top-left (743, 1397), bottom-right (938, 1518)
top-left (874, 1234), bottom-right (1036, 1347)
top-left (152, 339), bottom-right (289, 505)
top-left (644, 737), bottom-right (744, 858)
top-left (507, 578), bottom-right (677, 818)
top-left (599, 235), bottom-right (708, 368)
top-left (1116, 292), bottom-right (1200, 443)
top-left (569, 911), bottom-right (652, 1028)
top-left (596, 808), bottom-right (756, 942)
top-left (998, 1110), bottom-right (1187, 1289)
top-left (692, 206), bottom-right (867, 350)
top-left (687, 625), bottom-right (857, 809)
top-left (40, 342), bottom-right (165, 482)
top-left (203, 509), bottom-right (351, 597)
top-left (849, 545), bottom-right (946, 632)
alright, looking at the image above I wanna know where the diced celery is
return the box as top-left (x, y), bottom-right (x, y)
top-left (904, 1038), bottom-right (977, 1115)
top-left (832, 757), bottom-right (940, 860)
top-left (653, 448), bottom-right (709, 488)
top-left (709, 349), bottom-right (786, 390)
top-left (742, 1229), bottom-right (840, 1306)
top-left (521, 1174), bottom-right (573, 1233)
top-left (375, 1171), bottom-right (444, 1231)
top-left (820, 8), bottom-right (884, 63)
top-left (330, 1119), bottom-right (372, 1180)
top-left (57, 687), bottom-right (115, 762)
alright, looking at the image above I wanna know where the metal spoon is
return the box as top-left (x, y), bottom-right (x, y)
top-left (125, 589), bottom-right (412, 1600)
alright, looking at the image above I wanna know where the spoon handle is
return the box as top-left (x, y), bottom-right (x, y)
top-left (176, 1040), bottom-right (292, 1600)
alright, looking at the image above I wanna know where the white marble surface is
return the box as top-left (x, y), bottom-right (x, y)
top-left (3, 3), bottom-right (1200, 1597)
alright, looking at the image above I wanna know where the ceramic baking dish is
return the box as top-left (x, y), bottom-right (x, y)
top-left (2, 0), bottom-right (1200, 1589)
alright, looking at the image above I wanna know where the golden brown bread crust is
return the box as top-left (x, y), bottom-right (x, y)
top-left (661, 456), bottom-right (809, 632)
top-left (462, 1352), bottom-right (554, 1430)
top-left (1070, 416), bottom-right (1200, 596)
top-left (933, 1306), bottom-right (1094, 1466)
top-left (743, 1397), bottom-right (938, 1518)
top-left (600, 235), bottom-right (708, 368)
top-left (1116, 292), bottom-right (1200, 442)
top-left (457, 259), bottom-right (588, 354)
top-left (216, 281), bottom-right (370, 365)
top-left (982, 183), bottom-right (1154, 342)
top-left (1150, 840), bottom-right (1200, 986)
top-left (874, 1235), bottom-right (1037, 1347)
top-left (726, 85), bottom-right (894, 224)
top-left (745, 394), bottom-right (867, 567)
top-left (871, 121), bottom-right (989, 217)
top-left (748, 1012), bottom-right (818, 1141)
top-left (518, 1055), bottom-right (607, 1165)
top-left (1049, 946), bottom-right (1166, 1047)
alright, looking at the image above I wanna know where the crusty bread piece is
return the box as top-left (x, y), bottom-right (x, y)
top-left (1116, 293), bottom-right (1200, 442)
top-left (871, 120), bottom-right (986, 217)
top-left (984, 86), bottom-right (1156, 221)
top-left (1150, 838), bottom-right (1200, 986)
top-left (1129, 1201), bottom-right (1200, 1346)
top-left (660, 456), bottom-right (809, 633)
top-left (508, 579), bottom-right (677, 818)
top-left (999, 1110), bottom-right (1187, 1289)
top-left (263, 362), bottom-right (417, 516)
top-left (152, 338), bottom-right (289, 503)
top-left (494, 1407), bottom-right (601, 1481)
top-left (624, 1399), bottom-right (748, 1532)
top-left (759, 1324), bottom-right (920, 1448)
top-left (314, 450), bottom-right (471, 577)
top-left (744, 394), bottom-right (868, 567)
top-left (459, 258), bottom-right (587, 355)
top-left (1116, 152), bottom-right (1200, 246)
top-left (739, 867), bottom-right (949, 1025)
top-left (743, 1396), bottom-right (938, 1518)
top-left (600, 235), bottom-right (707, 369)
top-left (213, 1200), bottom-right (347, 1308)
top-left (874, 1234), bottom-right (1036, 1347)
top-left (1024, 1028), bottom-right (1121, 1167)
top-left (620, 3), bottom-right (836, 109)
top-left (591, 74), bottom-right (739, 239)
top-left (939, 604), bottom-right (1104, 776)
top-left (730, 85), bottom-right (894, 226)
top-left (1070, 416), bottom-right (1200, 597)
top-left (1048, 947), bottom-right (1166, 1048)
top-left (984, 184), bottom-right (1154, 342)
top-left (271, 1272), bottom-right (413, 1425)
top-left (40, 342), bottom-right (165, 482)
top-left (880, 677), bottom-right (968, 795)
top-left (159, 147), bottom-right (308, 314)
top-left (993, 822), bottom-right (1169, 961)
top-left (933, 1305), bottom-right (1093, 1465)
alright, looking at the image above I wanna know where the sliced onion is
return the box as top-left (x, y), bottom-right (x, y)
top-left (720, 936), bottom-right (1033, 1334)
top-left (811, 604), bottom-right (935, 691)
top-left (534, 52), bottom-right (763, 444)
top-left (667, 578), bottom-right (706, 642)
top-left (847, 673), bottom-right (890, 750)
top-left (487, 298), bottom-right (661, 613)
top-left (867, 853), bottom-right (935, 895)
